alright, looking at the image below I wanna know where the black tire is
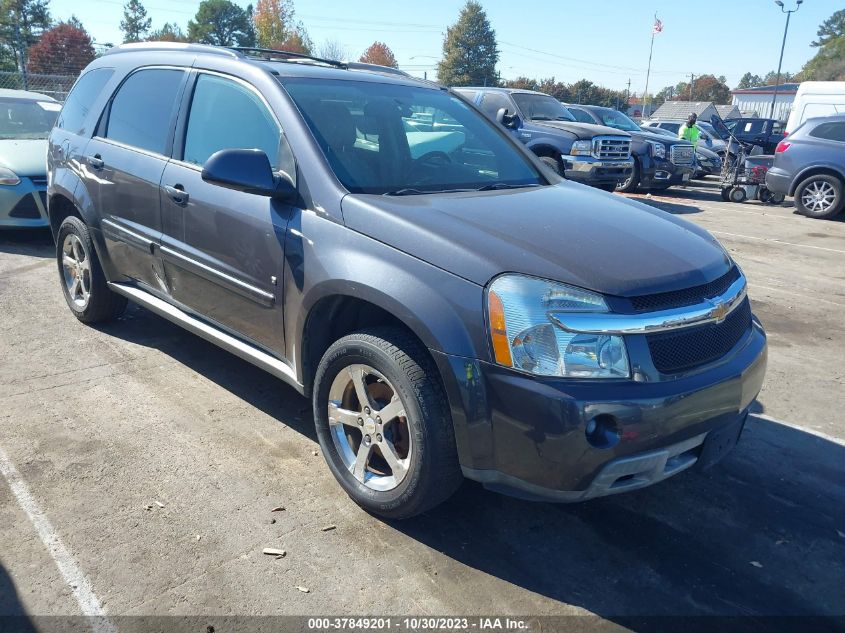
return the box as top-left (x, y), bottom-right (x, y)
top-left (729, 186), bottom-right (747, 203)
top-left (312, 327), bottom-right (462, 519)
top-left (539, 155), bottom-right (563, 176)
top-left (794, 174), bottom-right (844, 220)
top-left (56, 215), bottom-right (127, 323)
top-left (770, 192), bottom-right (785, 205)
top-left (720, 187), bottom-right (731, 202)
top-left (615, 159), bottom-right (640, 193)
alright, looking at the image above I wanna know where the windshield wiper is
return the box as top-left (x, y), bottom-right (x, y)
top-left (383, 187), bottom-right (477, 196)
top-left (475, 183), bottom-right (540, 191)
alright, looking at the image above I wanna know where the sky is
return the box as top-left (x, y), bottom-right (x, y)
top-left (49, 0), bottom-right (840, 93)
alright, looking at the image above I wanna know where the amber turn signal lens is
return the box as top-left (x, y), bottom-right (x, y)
top-left (488, 290), bottom-right (513, 367)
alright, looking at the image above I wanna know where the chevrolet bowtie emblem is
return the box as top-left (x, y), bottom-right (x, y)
top-left (709, 300), bottom-right (729, 323)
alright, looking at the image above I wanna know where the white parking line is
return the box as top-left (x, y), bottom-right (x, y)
top-left (0, 445), bottom-right (116, 633)
top-left (751, 413), bottom-right (845, 448)
top-left (709, 230), bottom-right (845, 254)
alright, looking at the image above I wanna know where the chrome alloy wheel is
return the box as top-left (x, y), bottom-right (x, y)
top-left (327, 364), bottom-right (412, 491)
top-left (801, 180), bottom-right (836, 214)
top-left (61, 233), bottom-right (91, 308)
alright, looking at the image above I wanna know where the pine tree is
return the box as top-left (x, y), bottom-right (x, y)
top-left (188, 0), bottom-right (252, 47)
top-left (120, 0), bottom-right (151, 43)
top-left (437, 1), bottom-right (498, 87)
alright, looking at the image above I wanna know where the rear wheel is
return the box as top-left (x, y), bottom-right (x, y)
top-left (56, 216), bottom-right (127, 323)
top-left (794, 174), bottom-right (844, 219)
top-left (720, 187), bottom-right (731, 202)
top-left (312, 327), bottom-right (462, 519)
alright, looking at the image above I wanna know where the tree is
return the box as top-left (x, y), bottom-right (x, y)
top-left (0, 0), bottom-right (52, 72)
top-left (188, 0), bottom-right (253, 47)
top-left (671, 74), bottom-right (731, 104)
top-left (803, 34), bottom-right (845, 81)
top-left (812, 9), bottom-right (845, 47)
top-left (737, 72), bottom-right (762, 89)
top-left (437, 0), bottom-right (498, 87)
top-left (762, 69), bottom-right (797, 85)
top-left (252, 0), bottom-right (310, 52)
top-left (27, 21), bottom-right (94, 74)
top-left (147, 22), bottom-right (187, 43)
top-left (120, 0), bottom-right (151, 43)
top-left (359, 41), bottom-right (397, 68)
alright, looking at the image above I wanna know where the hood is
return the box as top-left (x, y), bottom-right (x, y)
top-left (341, 183), bottom-right (731, 297)
top-left (0, 139), bottom-right (47, 177)
top-left (636, 128), bottom-right (689, 146)
top-left (529, 120), bottom-right (628, 140)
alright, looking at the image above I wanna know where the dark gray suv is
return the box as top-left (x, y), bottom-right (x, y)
top-left (47, 43), bottom-right (767, 518)
top-left (766, 114), bottom-right (845, 220)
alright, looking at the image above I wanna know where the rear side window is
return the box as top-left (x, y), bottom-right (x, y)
top-left (809, 121), bottom-right (845, 142)
top-left (106, 68), bottom-right (184, 155)
top-left (57, 68), bottom-right (114, 135)
top-left (183, 74), bottom-right (287, 171)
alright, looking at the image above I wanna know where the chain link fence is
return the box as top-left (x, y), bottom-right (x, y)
top-left (0, 70), bottom-right (80, 102)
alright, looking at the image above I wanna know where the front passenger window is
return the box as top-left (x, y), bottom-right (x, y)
top-left (184, 74), bottom-right (291, 175)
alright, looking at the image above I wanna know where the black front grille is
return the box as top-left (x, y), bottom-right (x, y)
top-left (9, 194), bottom-right (41, 219)
top-left (630, 267), bottom-right (741, 313)
top-left (647, 298), bottom-right (752, 374)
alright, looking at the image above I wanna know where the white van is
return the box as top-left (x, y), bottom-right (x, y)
top-left (786, 81), bottom-right (845, 134)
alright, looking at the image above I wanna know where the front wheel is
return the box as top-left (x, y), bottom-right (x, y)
top-left (539, 155), bottom-right (563, 176)
top-left (615, 159), bottom-right (641, 193)
top-left (312, 328), bottom-right (462, 519)
top-left (794, 174), bottom-right (844, 219)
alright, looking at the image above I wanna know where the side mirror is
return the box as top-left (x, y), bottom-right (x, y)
top-left (496, 107), bottom-right (520, 130)
top-left (201, 148), bottom-right (296, 200)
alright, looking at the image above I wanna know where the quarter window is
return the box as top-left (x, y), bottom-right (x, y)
top-left (106, 68), bottom-right (184, 155)
top-left (57, 68), bottom-right (114, 135)
top-left (183, 74), bottom-right (287, 171)
top-left (809, 121), bottom-right (845, 142)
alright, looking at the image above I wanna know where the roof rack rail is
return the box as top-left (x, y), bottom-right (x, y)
top-left (103, 42), bottom-right (240, 58)
top-left (229, 47), bottom-right (347, 69)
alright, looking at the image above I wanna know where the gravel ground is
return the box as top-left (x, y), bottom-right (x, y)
top-left (0, 179), bottom-right (843, 630)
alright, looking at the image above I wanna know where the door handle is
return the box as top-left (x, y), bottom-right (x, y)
top-left (88, 154), bottom-right (104, 169)
top-left (164, 184), bottom-right (189, 205)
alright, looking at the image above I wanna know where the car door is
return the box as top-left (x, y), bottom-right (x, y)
top-left (159, 71), bottom-right (296, 355)
top-left (84, 67), bottom-right (188, 290)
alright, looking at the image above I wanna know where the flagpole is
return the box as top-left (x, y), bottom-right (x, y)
top-left (643, 18), bottom-right (656, 117)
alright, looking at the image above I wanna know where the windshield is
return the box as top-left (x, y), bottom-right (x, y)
top-left (283, 79), bottom-right (545, 195)
top-left (512, 94), bottom-right (575, 122)
top-left (0, 97), bottom-right (60, 140)
top-left (595, 109), bottom-right (640, 132)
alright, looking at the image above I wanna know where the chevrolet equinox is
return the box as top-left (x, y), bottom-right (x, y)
top-left (47, 44), bottom-right (767, 518)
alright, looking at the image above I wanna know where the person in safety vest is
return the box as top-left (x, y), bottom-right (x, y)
top-left (678, 113), bottom-right (701, 145)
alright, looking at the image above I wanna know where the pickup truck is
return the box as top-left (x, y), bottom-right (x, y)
top-left (566, 104), bottom-right (695, 192)
top-left (725, 118), bottom-right (785, 154)
top-left (455, 87), bottom-right (633, 190)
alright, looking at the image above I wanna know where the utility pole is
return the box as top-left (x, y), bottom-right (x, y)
top-left (688, 73), bottom-right (695, 101)
top-left (626, 78), bottom-right (631, 103)
top-left (770, 0), bottom-right (802, 119)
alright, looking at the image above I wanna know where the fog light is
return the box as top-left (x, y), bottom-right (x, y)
top-left (585, 414), bottom-right (621, 449)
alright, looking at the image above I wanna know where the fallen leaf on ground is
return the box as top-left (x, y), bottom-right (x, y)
top-left (271, 506), bottom-right (286, 512)
top-left (263, 548), bottom-right (286, 557)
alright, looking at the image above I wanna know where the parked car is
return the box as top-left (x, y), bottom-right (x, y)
top-left (566, 104), bottom-right (694, 192)
top-left (0, 89), bottom-right (61, 228)
top-left (693, 144), bottom-right (723, 179)
top-left (455, 87), bottom-right (633, 190)
top-left (766, 114), bottom-right (845, 219)
top-left (725, 118), bottom-right (785, 154)
top-left (786, 81), bottom-right (845, 134)
top-left (48, 43), bottom-right (767, 518)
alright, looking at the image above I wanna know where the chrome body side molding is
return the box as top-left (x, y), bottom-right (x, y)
top-left (108, 283), bottom-right (301, 393)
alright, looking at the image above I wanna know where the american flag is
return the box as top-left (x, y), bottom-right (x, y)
top-left (653, 17), bottom-right (664, 34)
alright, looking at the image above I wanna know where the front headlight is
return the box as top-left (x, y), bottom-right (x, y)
top-left (0, 167), bottom-right (20, 186)
top-left (570, 140), bottom-right (592, 156)
top-left (487, 275), bottom-right (629, 379)
top-left (647, 141), bottom-right (666, 159)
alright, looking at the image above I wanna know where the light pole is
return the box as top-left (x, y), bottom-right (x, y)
top-left (769, 0), bottom-right (802, 120)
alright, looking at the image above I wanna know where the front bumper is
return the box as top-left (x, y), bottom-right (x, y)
top-left (641, 157), bottom-right (695, 188)
top-left (765, 168), bottom-right (792, 195)
top-left (563, 155), bottom-right (633, 185)
top-left (433, 318), bottom-right (767, 502)
top-left (0, 176), bottom-right (49, 228)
